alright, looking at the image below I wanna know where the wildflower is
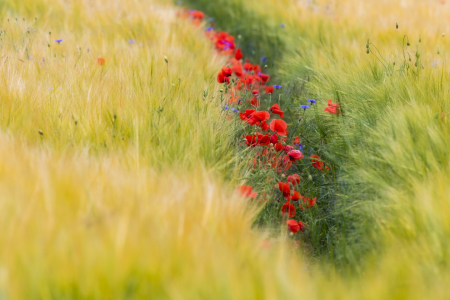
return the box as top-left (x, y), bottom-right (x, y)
top-left (273, 85), bottom-right (282, 89)
top-left (288, 150), bottom-right (303, 162)
top-left (324, 100), bottom-right (341, 114)
top-left (246, 135), bottom-right (257, 146)
top-left (293, 136), bottom-right (300, 144)
top-left (239, 109), bottom-right (256, 122)
top-left (235, 48), bottom-right (243, 60)
top-left (252, 89), bottom-right (259, 95)
top-left (299, 196), bottom-right (317, 210)
top-left (280, 23), bottom-right (285, 28)
top-left (190, 10), bottom-right (205, 20)
top-left (256, 132), bottom-right (271, 145)
top-left (97, 58), bottom-right (105, 65)
top-left (310, 154), bottom-right (330, 171)
top-left (281, 201), bottom-right (296, 217)
top-left (269, 104), bottom-right (284, 119)
top-left (230, 108), bottom-right (240, 113)
top-left (270, 119), bottom-right (288, 136)
top-left (217, 72), bottom-right (229, 84)
top-left (128, 39), bottom-right (135, 44)
top-left (291, 191), bottom-right (303, 201)
top-left (55, 39), bottom-right (63, 44)
top-left (260, 73), bottom-right (270, 83)
top-left (264, 86), bottom-right (274, 94)
top-left (261, 56), bottom-right (268, 62)
top-left (206, 26), bottom-right (213, 32)
top-left (287, 174), bottom-right (301, 185)
top-left (307, 99), bottom-right (317, 104)
top-left (298, 144), bottom-right (304, 150)
top-left (270, 134), bottom-right (279, 144)
top-left (221, 66), bottom-right (232, 77)
top-left (221, 106), bottom-right (229, 110)
top-left (277, 182), bottom-right (291, 198)
top-left (248, 111), bottom-right (270, 126)
top-left (236, 185), bottom-right (257, 198)
top-left (301, 104), bottom-right (310, 110)
top-left (274, 142), bottom-right (285, 151)
top-left (287, 219), bottom-right (304, 233)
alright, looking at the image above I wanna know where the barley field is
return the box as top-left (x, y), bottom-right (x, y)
top-left (1, 0), bottom-right (450, 299)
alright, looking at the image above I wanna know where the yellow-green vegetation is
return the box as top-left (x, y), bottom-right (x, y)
top-left (2, 0), bottom-right (450, 298)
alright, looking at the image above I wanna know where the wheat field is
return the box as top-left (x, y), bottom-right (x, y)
top-left (1, 0), bottom-right (450, 299)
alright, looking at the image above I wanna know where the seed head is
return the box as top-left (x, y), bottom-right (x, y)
top-left (396, 23), bottom-right (398, 29)
top-left (38, 129), bottom-right (44, 136)
top-left (164, 55), bottom-right (169, 63)
top-left (442, 33), bottom-right (446, 37)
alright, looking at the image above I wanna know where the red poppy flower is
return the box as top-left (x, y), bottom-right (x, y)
top-left (270, 134), bottom-right (279, 144)
top-left (190, 10), bottom-right (205, 20)
top-left (217, 72), bottom-right (229, 84)
top-left (256, 132), bottom-right (270, 145)
top-left (235, 48), bottom-right (243, 60)
top-left (97, 58), bottom-right (105, 65)
top-left (246, 135), bottom-right (257, 146)
top-left (277, 182), bottom-right (291, 198)
top-left (287, 174), bottom-right (301, 185)
top-left (260, 73), bottom-right (270, 83)
top-left (269, 104), bottom-right (284, 119)
top-left (291, 191), bottom-right (303, 201)
top-left (252, 89), bottom-right (259, 95)
top-left (261, 120), bottom-right (269, 131)
top-left (299, 196), bottom-right (317, 210)
top-left (236, 185), bottom-right (257, 198)
top-left (221, 66), bottom-right (232, 77)
top-left (239, 109), bottom-right (255, 122)
top-left (270, 119), bottom-right (288, 136)
top-left (281, 201), bottom-right (296, 217)
top-left (288, 150), bottom-right (303, 162)
top-left (287, 219), bottom-right (301, 233)
top-left (293, 136), bottom-right (300, 144)
top-left (274, 142), bottom-right (285, 151)
top-left (232, 64), bottom-right (243, 77)
top-left (244, 63), bottom-right (255, 71)
top-left (248, 111), bottom-right (270, 126)
top-left (310, 154), bottom-right (330, 171)
top-left (324, 100), bottom-right (341, 114)
top-left (246, 95), bottom-right (259, 107)
top-left (264, 86), bottom-right (274, 94)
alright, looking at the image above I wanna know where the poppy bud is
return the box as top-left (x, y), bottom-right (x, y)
top-left (164, 55), bottom-right (169, 63)
top-left (38, 129), bottom-right (44, 136)
top-left (75, 121), bottom-right (78, 125)
top-left (366, 48), bottom-right (370, 54)
top-left (415, 62), bottom-right (417, 67)
top-left (407, 42), bottom-right (410, 46)
top-left (409, 57), bottom-right (411, 61)
top-left (396, 23), bottom-right (398, 29)
top-left (416, 52), bottom-right (420, 58)
top-left (281, 174), bottom-right (286, 178)
top-left (219, 89), bottom-right (223, 93)
top-left (308, 175), bottom-right (312, 181)
top-left (366, 43), bottom-right (369, 48)
top-left (393, 62), bottom-right (396, 66)
top-left (438, 48), bottom-right (440, 54)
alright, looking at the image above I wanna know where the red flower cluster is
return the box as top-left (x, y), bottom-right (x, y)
top-left (179, 8), bottom-right (336, 239)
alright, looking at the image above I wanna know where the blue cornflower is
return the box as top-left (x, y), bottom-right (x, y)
top-left (231, 108), bottom-right (240, 113)
top-left (273, 85), bottom-right (282, 89)
top-left (280, 23), bottom-right (285, 28)
top-left (307, 99), bottom-right (317, 104)
top-left (260, 57), bottom-right (268, 62)
top-left (238, 98), bottom-right (242, 105)
top-left (55, 39), bottom-right (63, 44)
top-left (298, 144), bottom-right (304, 150)
top-left (301, 105), bottom-right (310, 110)
top-left (128, 39), bottom-right (135, 44)
top-left (221, 106), bottom-right (229, 110)
top-left (206, 27), bottom-right (213, 32)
